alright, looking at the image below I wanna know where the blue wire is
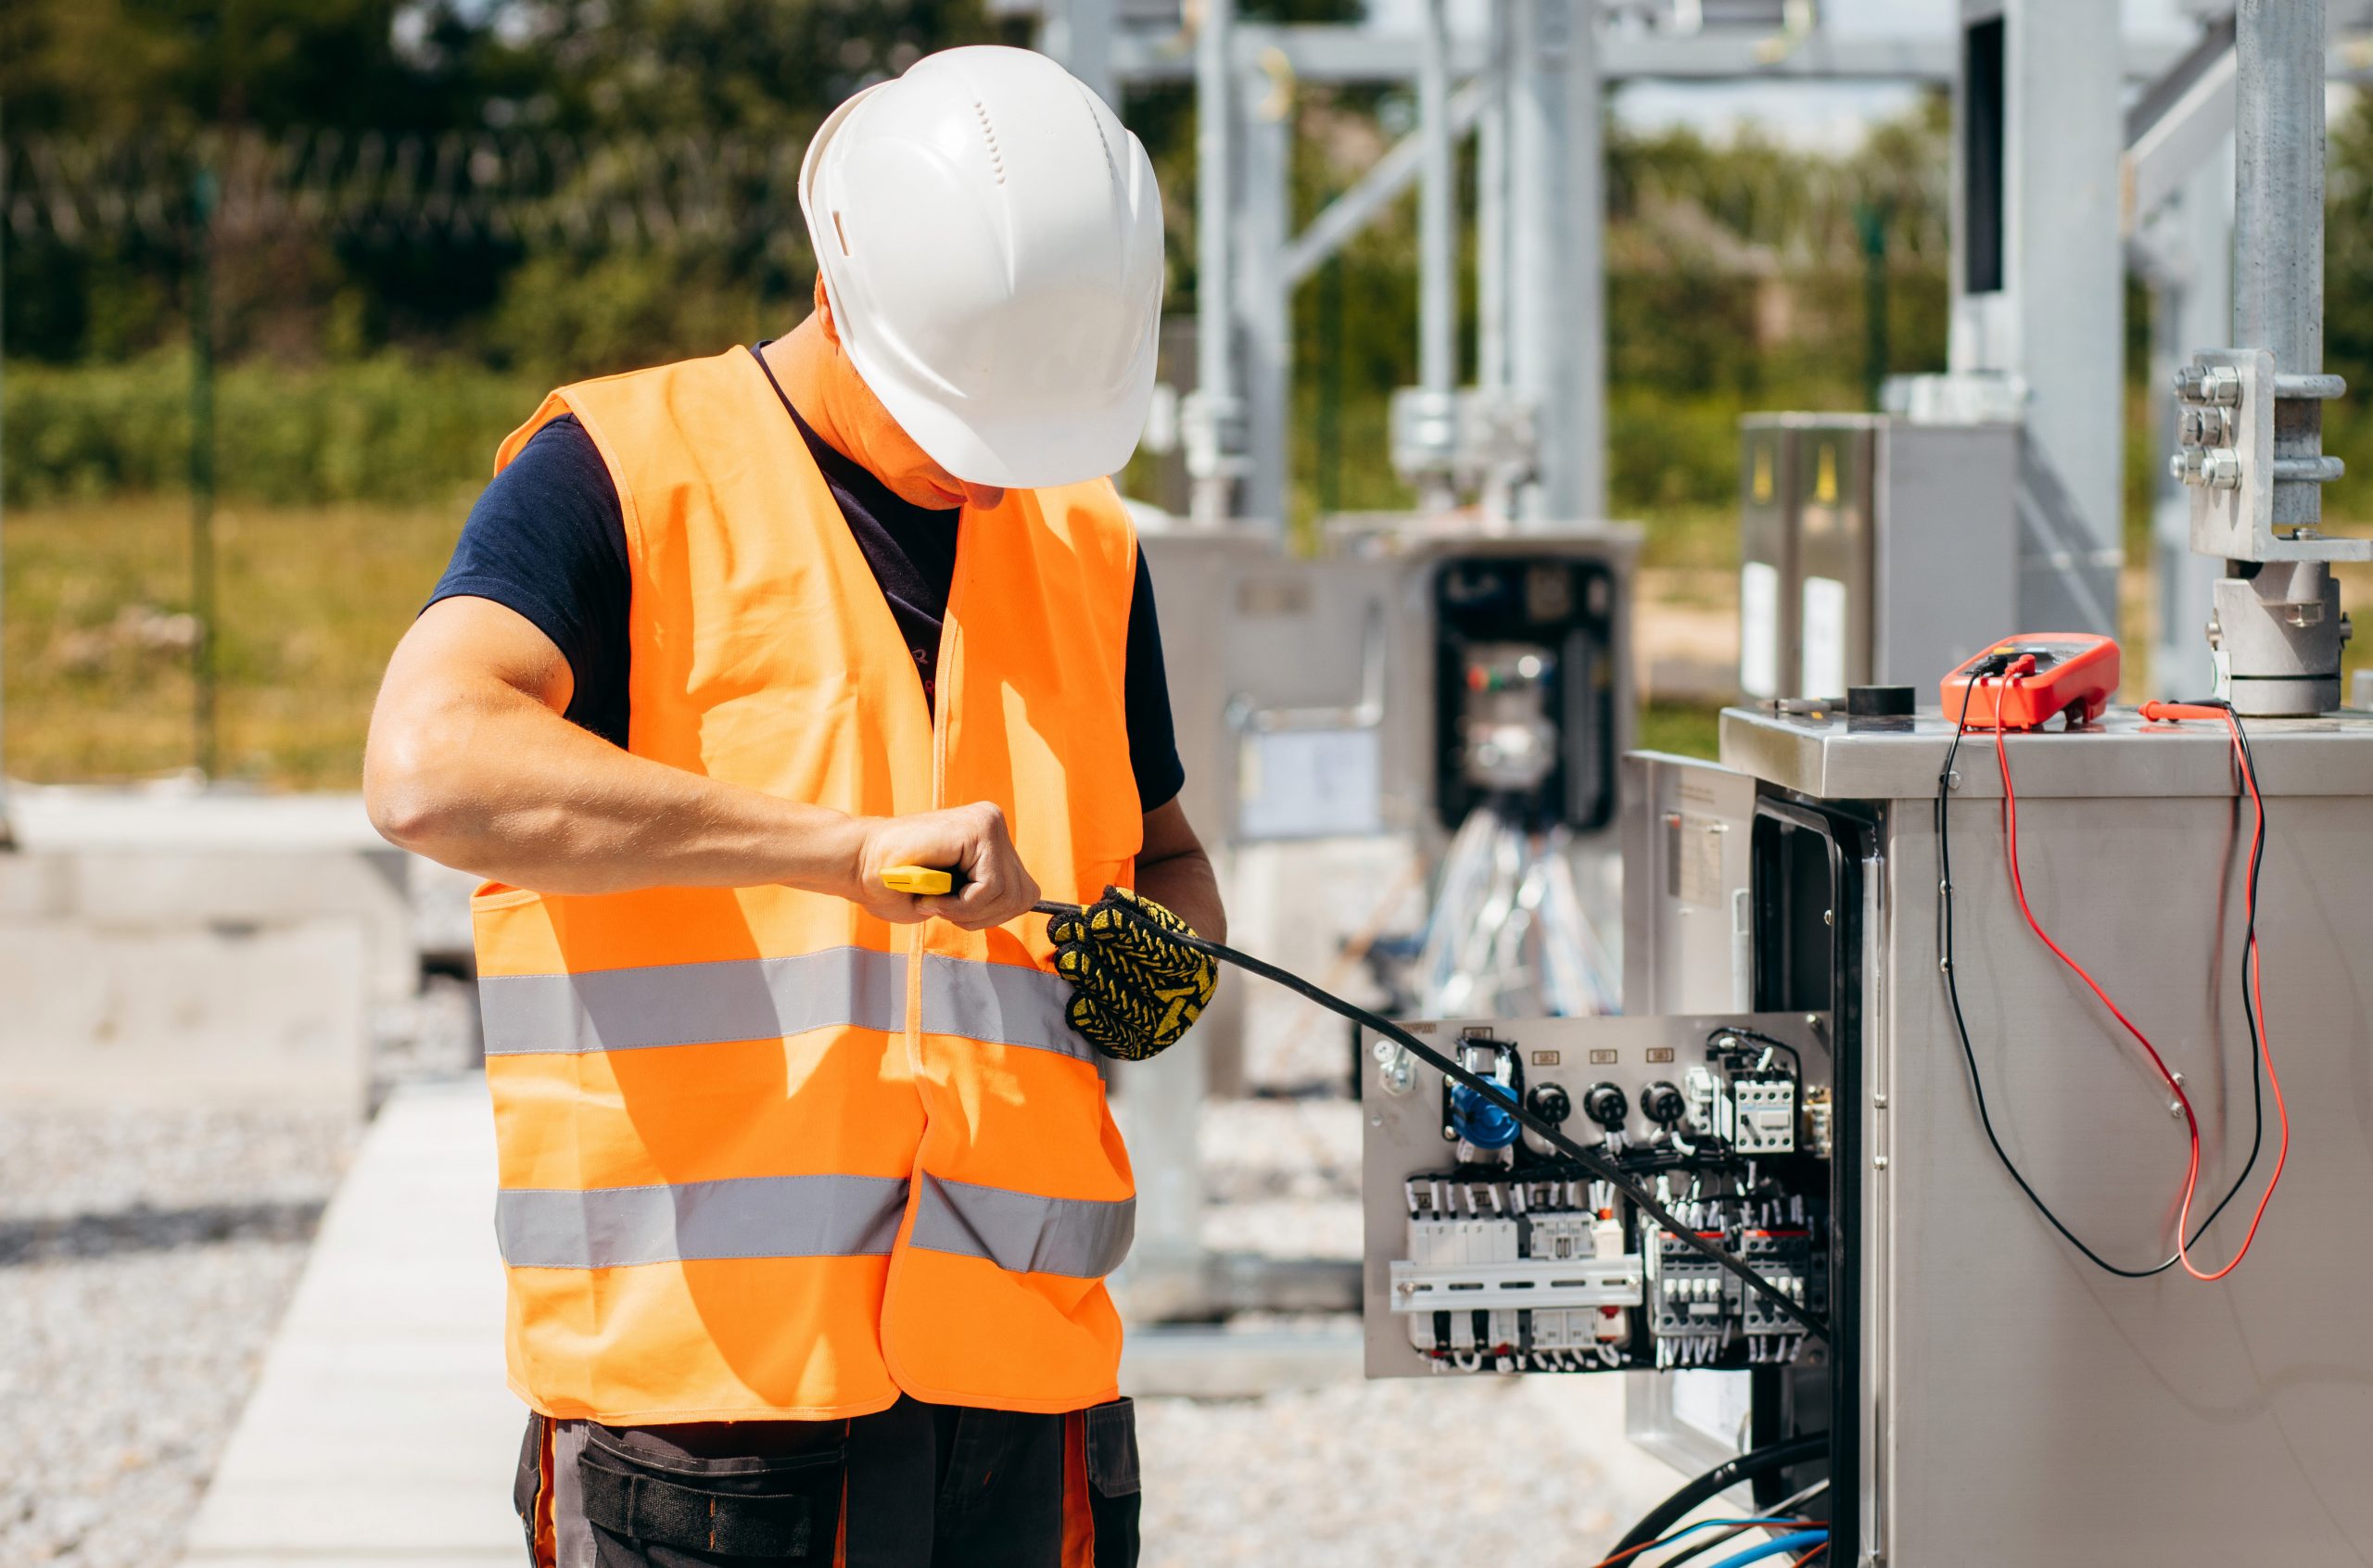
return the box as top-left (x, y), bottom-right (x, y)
top-left (1699, 1528), bottom-right (1827, 1568)
top-left (1598, 1521), bottom-right (1819, 1565)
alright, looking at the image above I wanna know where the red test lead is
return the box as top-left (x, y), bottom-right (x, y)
top-left (2138, 698), bottom-right (2290, 1282)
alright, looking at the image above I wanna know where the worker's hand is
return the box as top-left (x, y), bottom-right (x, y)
top-left (851, 803), bottom-right (1040, 929)
top-left (1047, 887), bottom-right (1218, 1061)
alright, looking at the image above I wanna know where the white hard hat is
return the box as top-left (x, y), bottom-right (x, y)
top-left (800, 46), bottom-right (1165, 490)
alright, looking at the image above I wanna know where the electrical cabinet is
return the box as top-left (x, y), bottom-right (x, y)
top-left (1365, 710), bottom-right (2373, 1563)
top-left (1736, 416), bottom-right (2018, 702)
top-left (1148, 522), bottom-right (1637, 849)
top-left (1362, 1010), bottom-right (1834, 1378)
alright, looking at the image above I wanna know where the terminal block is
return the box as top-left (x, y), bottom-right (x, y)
top-left (1364, 1014), bottom-right (1832, 1381)
top-left (1394, 1178), bottom-right (1638, 1372)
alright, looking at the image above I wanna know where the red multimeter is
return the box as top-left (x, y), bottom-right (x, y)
top-left (1939, 634), bottom-right (2121, 730)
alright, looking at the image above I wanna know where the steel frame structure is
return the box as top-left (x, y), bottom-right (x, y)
top-left (1020, 2), bottom-right (2232, 541)
top-left (1034, 0), bottom-right (1989, 534)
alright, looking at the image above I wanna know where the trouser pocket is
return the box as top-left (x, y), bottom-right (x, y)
top-left (577, 1424), bottom-right (845, 1567)
top-left (1084, 1397), bottom-right (1140, 1567)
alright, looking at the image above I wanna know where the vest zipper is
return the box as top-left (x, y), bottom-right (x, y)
top-left (911, 507), bottom-right (969, 1065)
top-left (885, 509), bottom-right (967, 1397)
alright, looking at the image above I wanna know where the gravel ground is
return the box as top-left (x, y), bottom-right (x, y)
top-left (0, 1108), bottom-right (355, 1568)
top-left (1200, 1097), bottom-right (1364, 1260)
top-left (1135, 1373), bottom-right (1673, 1566)
top-left (1171, 1099), bottom-right (1695, 1565)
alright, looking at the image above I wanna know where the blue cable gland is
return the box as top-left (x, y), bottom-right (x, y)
top-left (1450, 1080), bottom-right (1522, 1149)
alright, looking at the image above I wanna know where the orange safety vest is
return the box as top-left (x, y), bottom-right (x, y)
top-left (469, 347), bottom-right (1144, 1423)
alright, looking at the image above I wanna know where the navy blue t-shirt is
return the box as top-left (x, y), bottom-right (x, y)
top-left (428, 349), bottom-right (1184, 812)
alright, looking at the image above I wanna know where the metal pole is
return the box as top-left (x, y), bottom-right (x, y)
top-left (2209, 0), bottom-right (2346, 714)
top-left (1478, 0), bottom-right (1515, 519)
top-left (1190, 0), bottom-right (1239, 525)
top-left (1051, 0), bottom-right (1118, 112)
top-left (2233, 0), bottom-right (2324, 533)
top-left (1478, 0), bottom-right (1510, 394)
top-left (1415, 0), bottom-right (1457, 513)
top-left (1563, 0), bottom-right (1605, 520)
top-left (190, 166), bottom-right (220, 781)
top-left (1237, 72), bottom-right (1293, 532)
top-left (1510, 0), bottom-right (1603, 523)
top-left (1508, 0), bottom-right (1553, 524)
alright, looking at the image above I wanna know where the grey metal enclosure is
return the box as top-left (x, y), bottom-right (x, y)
top-left (1707, 705), bottom-right (2373, 1565)
top-left (1736, 416), bottom-right (2018, 702)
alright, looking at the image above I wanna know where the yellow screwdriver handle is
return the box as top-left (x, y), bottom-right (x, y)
top-left (881, 865), bottom-right (956, 896)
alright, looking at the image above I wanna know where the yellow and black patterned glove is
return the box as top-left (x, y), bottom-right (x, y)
top-left (1047, 887), bottom-right (1218, 1061)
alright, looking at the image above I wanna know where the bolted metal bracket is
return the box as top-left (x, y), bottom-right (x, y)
top-left (2174, 348), bottom-right (2369, 564)
top-left (1387, 385), bottom-right (1540, 499)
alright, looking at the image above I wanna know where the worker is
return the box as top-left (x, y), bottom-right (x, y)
top-left (364, 45), bottom-right (1222, 1568)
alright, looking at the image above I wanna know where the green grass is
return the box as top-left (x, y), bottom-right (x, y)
top-left (4, 495), bottom-right (466, 787)
top-left (1638, 699), bottom-right (1724, 762)
top-left (4, 494), bottom-right (1745, 793)
top-left (3, 491), bottom-right (2352, 795)
top-left (1634, 502), bottom-right (1736, 575)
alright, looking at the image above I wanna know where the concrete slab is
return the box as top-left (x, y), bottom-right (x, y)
top-left (6, 785), bottom-right (384, 853)
top-left (180, 1078), bottom-right (520, 1568)
top-left (0, 785), bottom-right (467, 1107)
top-left (1121, 1323), bottom-right (1364, 1398)
top-left (0, 917), bottom-right (372, 1111)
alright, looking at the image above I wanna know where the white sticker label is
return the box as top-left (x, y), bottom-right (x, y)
top-left (1739, 561), bottom-right (1780, 699)
top-left (1676, 814), bottom-right (1726, 908)
top-left (1671, 1369), bottom-right (1753, 1450)
top-left (1236, 727), bottom-right (1384, 841)
top-left (1801, 575), bottom-right (1849, 700)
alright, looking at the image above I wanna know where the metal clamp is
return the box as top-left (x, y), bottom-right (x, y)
top-left (2174, 348), bottom-right (2372, 563)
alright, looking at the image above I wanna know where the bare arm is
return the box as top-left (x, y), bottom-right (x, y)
top-left (1133, 795), bottom-right (1225, 942)
top-left (363, 596), bottom-right (1035, 928)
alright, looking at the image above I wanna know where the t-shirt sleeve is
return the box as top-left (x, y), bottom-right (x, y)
top-left (1124, 549), bottom-right (1187, 815)
top-left (425, 414), bottom-right (633, 750)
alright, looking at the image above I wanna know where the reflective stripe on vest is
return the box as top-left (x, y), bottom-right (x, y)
top-left (478, 949), bottom-right (1087, 1062)
top-left (494, 1172), bottom-right (1136, 1280)
top-left (909, 1173), bottom-right (1136, 1280)
top-left (498, 1174), bottom-right (910, 1268)
top-left (474, 348), bottom-right (1144, 1424)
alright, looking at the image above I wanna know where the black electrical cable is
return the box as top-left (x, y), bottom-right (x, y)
top-left (1601, 1434), bottom-right (1830, 1562)
top-left (1035, 902), bottom-right (1834, 1343)
top-left (1935, 671), bottom-right (2267, 1278)
top-left (1709, 1027), bottom-right (1803, 1079)
top-left (1650, 1479), bottom-right (1832, 1568)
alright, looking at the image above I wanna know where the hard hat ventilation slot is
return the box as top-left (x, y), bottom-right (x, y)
top-left (1077, 87), bottom-right (1118, 188)
top-left (972, 100), bottom-right (1006, 184)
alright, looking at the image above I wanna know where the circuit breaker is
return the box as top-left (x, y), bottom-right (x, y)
top-left (1363, 1013), bottom-right (1831, 1380)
